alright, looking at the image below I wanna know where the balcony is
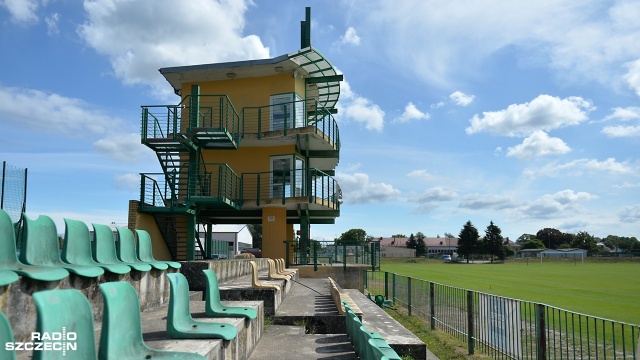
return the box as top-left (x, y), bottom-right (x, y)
top-left (241, 168), bottom-right (341, 211)
top-left (139, 163), bottom-right (241, 212)
top-left (141, 95), bottom-right (241, 150)
top-left (242, 99), bottom-right (340, 164)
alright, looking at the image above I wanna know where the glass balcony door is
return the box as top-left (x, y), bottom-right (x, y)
top-left (270, 93), bottom-right (304, 131)
top-left (270, 156), bottom-right (305, 199)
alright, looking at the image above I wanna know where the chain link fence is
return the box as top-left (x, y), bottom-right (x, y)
top-left (1, 161), bottom-right (28, 244)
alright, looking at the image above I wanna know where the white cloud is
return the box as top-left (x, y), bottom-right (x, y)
top-left (340, 27), bottom-right (361, 45)
top-left (357, 1), bottom-right (640, 90)
top-left (430, 101), bottom-right (445, 109)
top-left (45, 12), bottom-right (59, 35)
top-left (396, 102), bottom-right (429, 123)
top-left (604, 107), bottom-right (640, 121)
top-left (0, 86), bottom-right (119, 136)
top-left (335, 172), bottom-right (400, 204)
top-left (416, 187), bottom-right (458, 202)
top-left (78, 0), bottom-right (270, 97)
top-left (114, 173), bottom-right (140, 192)
top-left (624, 59), bottom-right (640, 97)
top-left (506, 130), bottom-right (571, 159)
top-left (601, 106), bottom-right (640, 137)
top-left (466, 94), bottom-right (594, 137)
top-left (619, 204), bottom-right (640, 223)
top-left (338, 80), bottom-right (385, 131)
top-left (458, 193), bottom-right (515, 210)
top-left (407, 169), bottom-right (437, 182)
top-left (93, 133), bottom-right (149, 163)
top-left (525, 158), bottom-right (634, 178)
top-left (520, 189), bottom-right (596, 220)
top-left (1, 0), bottom-right (39, 23)
top-left (449, 91), bottom-right (474, 106)
top-left (602, 125), bottom-right (640, 137)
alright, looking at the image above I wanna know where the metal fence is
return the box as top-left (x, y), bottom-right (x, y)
top-left (0, 161), bottom-right (27, 244)
top-left (363, 271), bottom-right (640, 359)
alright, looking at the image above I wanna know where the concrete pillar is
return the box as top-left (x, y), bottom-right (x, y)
top-left (261, 207), bottom-right (286, 260)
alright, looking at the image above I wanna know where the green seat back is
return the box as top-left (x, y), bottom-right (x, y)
top-left (133, 230), bottom-right (168, 270)
top-left (93, 224), bottom-right (151, 272)
top-left (99, 281), bottom-right (206, 360)
top-left (63, 219), bottom-right (130, 275)
top-left (134, 229), bottom-right (181, 269)
top-left (0, 269), bottom-right (19, 286)
top-left (166, 273), bottom-right (237, 341)
top-left (203, 269), bottom-right (257, 319)
top-left (115, 227), bottom-right (144, 264)
top-left (369, 338), bottom-right (402, 360)
top-left (0, 209), bottom-right (68, 281)
top-left (21, 214), bottom-right (103, 278)
top-left (0, 310), bottom-right (16, 360)
top-left (32, 289), bottom-right (97, 360)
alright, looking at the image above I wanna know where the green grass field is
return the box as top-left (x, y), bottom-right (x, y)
top-left (380, 258), bottom-right (640, 325)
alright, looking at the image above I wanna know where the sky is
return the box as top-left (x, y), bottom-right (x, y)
top-left (1, 0), bottom-right (639, 242)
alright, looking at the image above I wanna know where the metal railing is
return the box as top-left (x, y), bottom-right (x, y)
top-left (363, 271), bottom-right (640, 359)
top-left (140, 164), bottom-right (241, 210)
top-left (141, 95), bottom-right (241, 144)
top-left (242, 99), bottom-right (340, 149)
top-left (284, 239), bottom-right (381, 270)
top-left (241, 168), bottom-right (340, 209)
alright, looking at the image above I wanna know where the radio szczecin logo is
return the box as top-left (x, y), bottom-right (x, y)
top-left (5, 328), bottom-right (77, 355)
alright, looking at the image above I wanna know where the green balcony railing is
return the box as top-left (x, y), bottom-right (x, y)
top-left (241, 168), bottom-right (340, 209)
top-left (140, 164), bottom-right (241, 211)
top-left (141, 94), bottom-right (241, 145)
top-left (242, 99), bottom-right (340, 150)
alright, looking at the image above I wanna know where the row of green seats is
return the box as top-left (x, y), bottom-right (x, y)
top-left (0, 209), bottom-right (180, 281)
top-left (1, 268), bottom-right (258, 359)
top-left (344, 302), bottom-right (401, 360)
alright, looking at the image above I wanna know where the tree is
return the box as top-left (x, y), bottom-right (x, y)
top-left (391, 234), bottom-right (406, 238)
top-left (247, 224), bottom-right (262, 248)
top-left (338, 228), bottom-right (367, 243)
top-left (570, 231), bottom-right (598, 255)
top-left (415, 232), bottom-right (427, 257)
top-left (457, 221), bottom-right (479, 263)
top-left (536, 228), bottom-right (571, 249)
top-left (522, 239), bottom-right (545, 249)
top-left (603, 235), bottom-right (640, 253)
top-left (516, 233), bottom-right (537, 243)
top-left (406, 233), bottom-right (417, 249)
top-left (484, 221), bottom-right (504, 262)
top-left (444, 232), bottom-right (455, 238)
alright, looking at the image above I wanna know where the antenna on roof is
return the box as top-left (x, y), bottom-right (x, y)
top-left (300, 7), bottom-right (311, 49)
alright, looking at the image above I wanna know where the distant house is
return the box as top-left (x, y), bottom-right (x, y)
top-left (541, 248), bottom-right (587, 258)
top-left (377, 236), bottom-right (458, 258)
top-left (196, 225), bottom-right (253, 258)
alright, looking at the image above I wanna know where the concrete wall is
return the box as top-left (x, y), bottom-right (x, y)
top-left (295, 265), bottom-right (369, 292)
top-left (178, 258), bottom-right (270, 291)
top-left (0, 268), bottom-right (177, 343)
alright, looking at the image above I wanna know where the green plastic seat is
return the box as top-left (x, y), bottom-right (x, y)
top-left (203, 269), bottom-right (257, 319)
top-left (166, 272), bottom-right (237, 341)
top-left (0, 269), bottom-right (19, 286)
top-left (116, 227), bottom-right (162, 270)
top-left (21, 214), bottom-right (104, 278)
top-left (92, 224), bottom-right (151, 272)
top-left (62, 219), bottom-right (130, 275)
top-left (99, 281), bottom-right (207, 360)
top-left (369, 338), bottom-right (402, 360)
top-left (135, 229), bottom-right (181, 269)
top-left (0, 310), bottom-right (16, 360)
top-left (0, 209), bottom-right (68, 281)
top-left (32, 289), bottom-right (97, 360)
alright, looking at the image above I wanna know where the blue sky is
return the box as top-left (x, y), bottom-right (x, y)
top-left (1, 0), bottom-right (639, 241)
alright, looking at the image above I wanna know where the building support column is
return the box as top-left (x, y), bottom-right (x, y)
top-left (300, 215), bottom-right (310, 265)
top-left (186, 212), bottom-right (196, 260)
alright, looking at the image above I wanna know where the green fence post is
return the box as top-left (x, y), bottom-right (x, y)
top-left (392, 273), bottom-right (396, 305)
top-left (408, 277), bottom-right (412, 316)
top-left (343, 242), bottom-right (347, 272)
top-left (536, 303), bottom-right (547, 360)
top-left (371, 242), bottom-right (376, 271)
top-left (384, 272), bottom-right (389, 300)
top-left (467, 290), bottom-right (475, 355)
top-left (430, 281), bottom-right (435, 330)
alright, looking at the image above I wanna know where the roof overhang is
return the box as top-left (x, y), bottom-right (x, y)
top-left (159, 47), bottom-right (342, 111)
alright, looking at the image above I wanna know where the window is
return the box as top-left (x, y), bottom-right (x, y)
top-left (270, 93), bottom-right (304, 131)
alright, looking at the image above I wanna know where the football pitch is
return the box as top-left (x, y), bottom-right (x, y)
top-left (380, 258), bottom-right (640, 325)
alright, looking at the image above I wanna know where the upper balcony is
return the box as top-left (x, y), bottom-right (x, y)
top-left (141, 94), bottom-right (241, 151)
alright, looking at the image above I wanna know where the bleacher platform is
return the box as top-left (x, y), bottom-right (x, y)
top-left (1, 209), bottom-right (431, 360)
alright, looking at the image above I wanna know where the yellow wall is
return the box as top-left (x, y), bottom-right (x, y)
top-left (262, 207), bottom-right (287, 260)
top-left (183, 72), bottom-right (304, 110)
top-left (134, 213), bottom-right (174, 261)
top-left (201, 145), bottom-right (297, 174)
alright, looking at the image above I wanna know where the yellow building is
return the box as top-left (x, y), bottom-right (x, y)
top-left (130, 8), bottom-right (343, 261)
